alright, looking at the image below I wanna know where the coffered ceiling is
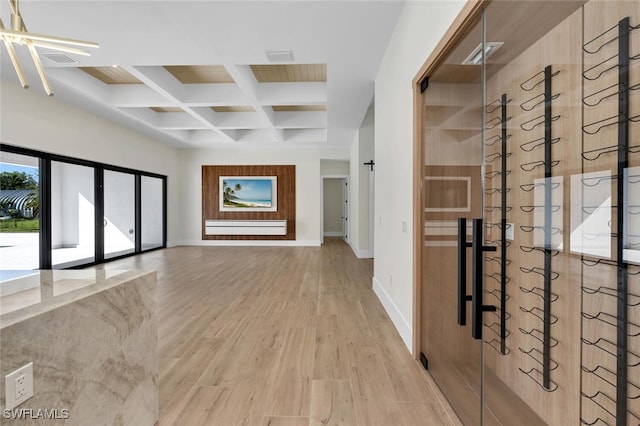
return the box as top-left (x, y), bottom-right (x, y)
top-left (0, 1), bottom-right (405, 148)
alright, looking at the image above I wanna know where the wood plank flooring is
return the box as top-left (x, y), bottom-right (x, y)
top-left (95, 238), bottom-right (460, 425)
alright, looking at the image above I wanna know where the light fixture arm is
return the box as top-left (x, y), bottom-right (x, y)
top-left (0, 0), bottom-right (99, 96)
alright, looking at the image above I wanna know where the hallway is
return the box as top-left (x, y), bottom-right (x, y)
top-left (96, 239), bottom-right (458, 425)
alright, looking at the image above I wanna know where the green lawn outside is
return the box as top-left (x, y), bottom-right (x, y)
top-left (0, 218), bottom-right (40, 232)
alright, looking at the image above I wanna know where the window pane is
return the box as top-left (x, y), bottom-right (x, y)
top-left (51, 161), bottom-right (95, 268)
top-left (141, 176), bottom-right (164, 250)
top-left (104, 170), bottom-right (135, 259)
top-left (0, 152), bottom-right (40, 270)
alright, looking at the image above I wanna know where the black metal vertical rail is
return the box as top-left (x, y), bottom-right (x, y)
top-left (500, 93), bottom-right (509, 354)
top-left (95, 168), bottom-right (105, 263)
top-left (616, 17), bottom-right (630, 426)
top-left (543, 65), bottom-right (554, 390)
top-left (38, 158), bottom-right (52, 269)
top-left (135, 174), bottom-right (142, 253)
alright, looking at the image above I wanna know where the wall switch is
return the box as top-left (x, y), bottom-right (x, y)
top-left (506, 223), bottom-right (515, 241)
top-left (402, 221), bottom-right (407, 233)
top-left (5, 362), bottom-right (34, 410)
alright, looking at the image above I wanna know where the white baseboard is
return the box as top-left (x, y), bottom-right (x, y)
top-left (372, 276), bottom-right (412, 351)
top-left (178, 239), bottom-right (321, 247)
top-left (323, 231), bottom-right (343, 237)
top-left (348, 240), bottom-right (373, 259)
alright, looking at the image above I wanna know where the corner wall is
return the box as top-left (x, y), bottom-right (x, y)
top-left (373, 0), bottom-right (466, 350)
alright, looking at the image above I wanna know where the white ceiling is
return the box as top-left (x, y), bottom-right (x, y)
top-left (1, 0), bottom-right (405, 149)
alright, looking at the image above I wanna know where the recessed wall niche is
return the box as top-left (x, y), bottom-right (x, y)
top-left (201, 165), bottom-right (296, 240)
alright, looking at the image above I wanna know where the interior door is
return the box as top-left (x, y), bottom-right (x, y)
top-left (419, 6), bottom-right (547, 425)
top-left (342, 179), bottom-right (348, 241)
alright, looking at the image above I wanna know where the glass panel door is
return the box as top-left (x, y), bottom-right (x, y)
top-left (104, 170), bottom-right (135, 259)
top-left (141, 175), bottom-right (164, 250)
top-left (420, 13), bottom-right (484, 426)
top-left (0, 152), bottom-right (40, 270)
top-left (51, 161), bottom-right (95, 268)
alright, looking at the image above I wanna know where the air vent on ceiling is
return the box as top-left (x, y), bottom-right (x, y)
top-left (42, 53), bottom-right (78, 64)
top-left (266, 50), bottom-right (294, 62)
top-left (461, 42), bottom-right (503, 65)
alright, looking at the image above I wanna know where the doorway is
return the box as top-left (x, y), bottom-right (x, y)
top-left (321, 176), bottom-right (348, 244)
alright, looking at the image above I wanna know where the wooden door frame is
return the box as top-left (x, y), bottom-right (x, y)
top-left (411, 0), bottom-right (488, 357)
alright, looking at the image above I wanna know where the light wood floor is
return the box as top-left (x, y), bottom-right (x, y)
top-left (96, 238), bottom-right (460, 425)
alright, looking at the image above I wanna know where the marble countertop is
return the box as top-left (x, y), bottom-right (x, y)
top-left (0, 269), bottom-right (153, 329)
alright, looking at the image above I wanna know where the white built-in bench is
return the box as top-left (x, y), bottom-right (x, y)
top-left (205, 220), bottom-right (287, 236)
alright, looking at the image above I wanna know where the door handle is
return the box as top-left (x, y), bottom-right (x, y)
top-left (471, 218), bottom-right (497, 340)
top-left (457, 218), bottom-right (472, 326)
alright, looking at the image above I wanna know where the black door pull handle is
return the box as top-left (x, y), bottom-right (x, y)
top-left (471, 218), bottom-right (497, 339)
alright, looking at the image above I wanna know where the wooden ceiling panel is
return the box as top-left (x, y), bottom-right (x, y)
top-left (150, 107), bottom-right (184, 113)
top-left (165, 65), bottom-right (235, 84)
top-left (79, 67), bottom-right (142, 84)
top-left (272, 105), bottom-right (326, 112)
top-left (250, 64), bottom-right (327, 82)
top-left (211, 106), bottom-right (255, 113)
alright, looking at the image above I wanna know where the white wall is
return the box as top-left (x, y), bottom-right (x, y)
top-left (349, 104), bottom-right (374, 258)
top-left (373, 0), bottom-right (465, 350)
top-left (1, 81), bottom-right (182, 246)
top-left (320, 160), bottom-right (349, 176)
top-left (179, 146), bottom-right (349, 246)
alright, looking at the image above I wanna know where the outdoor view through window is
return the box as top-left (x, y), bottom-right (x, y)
top-left (0, 152), bottom-right (40, 270)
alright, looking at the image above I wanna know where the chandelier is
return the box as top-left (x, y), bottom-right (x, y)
top-left (0, 0), bottom-right (98, 96)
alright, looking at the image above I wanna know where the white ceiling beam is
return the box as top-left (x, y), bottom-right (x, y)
top-left (117, 107), bottom-right (160, 127)
top-left (223, 65), bottom-right (283, 143)
top-left (108, 85), bottom-right (173, 107)
top-left (284, 128), bottom-right (327, 143)
top-left (235, 129), bottom-right (279, 143)
top-left (214, 112), bottom-right (266, 129)
top-left (157, 112), bottom-right (208, 130)
top-left (274, 111), bottom-right (326, 129)
top-left (180, 84), bottom-right (249, 106)
top-left (187, 130), bottom-right (235, 147)
top-left (124, 65), bottom-right (237, 143)
top-left (46, 67), bottom-right (111, 103)
top-left (257, 82), bottom-right (327, 105)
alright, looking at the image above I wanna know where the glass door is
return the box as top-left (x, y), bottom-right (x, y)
top-left (0, 151), bottom-right (40, 270)
top-left (419, 12), bottom-right (485, 426)
top-left (103, 170), bottom-right (135, 259)
top-left (418, 2), bottom-right (583, 424)
top-left (51, 161), bottom-right (95, 268)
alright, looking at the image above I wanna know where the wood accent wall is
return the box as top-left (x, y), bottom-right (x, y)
top-left (202, 165), bottom-right (296, 240)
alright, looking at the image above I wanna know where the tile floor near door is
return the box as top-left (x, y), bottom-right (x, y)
top-left (97, 238), bottom-right (460, 425)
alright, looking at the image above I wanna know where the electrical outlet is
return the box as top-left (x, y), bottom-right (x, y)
top-left (5, 362), bottom-right (34, 410)
top-left (16, 374), bottom-right (27, 399)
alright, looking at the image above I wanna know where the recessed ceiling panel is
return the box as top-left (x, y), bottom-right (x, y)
top-left (211, 106), bottom-right (255, 112)
top-left (80, 67), bottom-right (143, 84)
top-left (250, 64), bottom-right (327, 82)
top-left (272, 105), bottom-right (326, 112)
top-left (165, 65), bottom-right (235, 84)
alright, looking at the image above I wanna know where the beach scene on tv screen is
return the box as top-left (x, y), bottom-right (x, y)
top-left (222, 179), bottom-right (273, 208)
